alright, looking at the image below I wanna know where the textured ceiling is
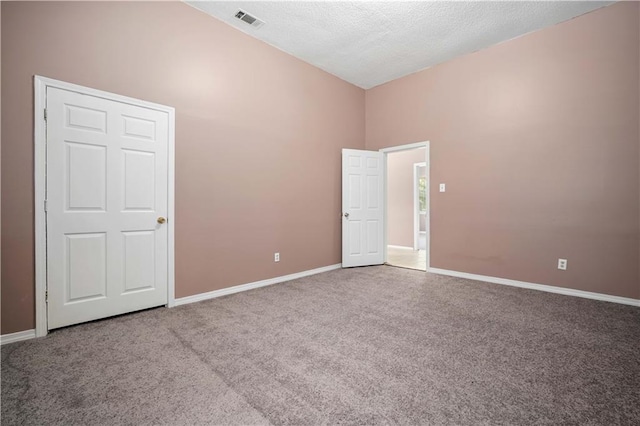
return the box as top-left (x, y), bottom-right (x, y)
top-left (186, 1), bottom-right (613, 89)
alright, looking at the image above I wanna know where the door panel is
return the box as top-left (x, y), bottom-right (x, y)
top-left (349, 221), bottom-right (361, 256)
top-left (122, 150), bottom-right (156, 211)
top-left (66, 233), bottom-right (107, 302)
top-left (366, 221), bottom-right (379, 254)
top-left (123, 115), bottom-right (156, 140)
top-left (342, 149), bottom-right (384, 267)
top-left (122, 231), bottom-right (156, 293)
top-left (47, 87), bottom-right (169, 330)
top-left (65, 142), bottom-right (107, 211)
top-left (65, 104), bottom-right (107, 133)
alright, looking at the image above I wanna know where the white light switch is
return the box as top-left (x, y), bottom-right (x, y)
top-left (439, 183), bottom-right (446, 192)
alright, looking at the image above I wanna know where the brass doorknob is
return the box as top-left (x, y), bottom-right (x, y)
top-left (157, 217), bottom-right (166, 224)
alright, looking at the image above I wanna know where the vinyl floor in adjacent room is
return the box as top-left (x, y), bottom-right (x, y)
top-left (387, 246), bottom-right (427, 271)
top-left (2, 266), bottom-right (640, 425)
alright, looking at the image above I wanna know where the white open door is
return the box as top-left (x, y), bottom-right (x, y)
top-left (342, 149), bottom-right (384, 267)
top-left (46, 86), bottom-right (170, 330)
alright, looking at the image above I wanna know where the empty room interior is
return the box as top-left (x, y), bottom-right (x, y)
top-left (1, 1), bottom-right (639, 424)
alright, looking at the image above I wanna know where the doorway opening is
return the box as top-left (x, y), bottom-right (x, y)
top-left (381, 142), bottom-right (429, 271)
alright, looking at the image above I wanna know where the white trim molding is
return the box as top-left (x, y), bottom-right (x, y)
top-left (1, 330), bottom-right (37, 346)
top-left (387, 245), bottom-right (415, 250)
top-left (379, 141), bottom-right (428, 153)
top-left (34, 76), bottom-right (177, 337)
top-left (34, 76), bottom-right (48, 338)
top-left (428, 268), bottom-right (640, 307)
top-left (175, 264), bottom-right (342, 306)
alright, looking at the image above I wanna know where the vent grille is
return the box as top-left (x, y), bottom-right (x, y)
top-left (234, 9), bottom-right (265, 29)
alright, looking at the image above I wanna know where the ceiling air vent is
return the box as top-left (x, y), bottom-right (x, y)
top-left (234, 9), bottom-right (265, 29)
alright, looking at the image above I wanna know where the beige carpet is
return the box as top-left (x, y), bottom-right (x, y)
top-left (2, 266), bottom-right (639, 425)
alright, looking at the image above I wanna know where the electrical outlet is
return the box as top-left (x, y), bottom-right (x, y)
top-left (439, 183), bottom-right (446, 192)
top-left (274, 252), bottom-right (280, 262)
top-left (557, 259), bottom-right (567, 270)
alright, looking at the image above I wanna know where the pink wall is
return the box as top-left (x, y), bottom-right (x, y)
top-left (387, 148), bottom-right (426, 247)
top-left (0, 3), bottom-right (2, 327)
top-left (366, 2), bottom-right (640, 299)
top-left (0, 1), bottom-right (365, 334)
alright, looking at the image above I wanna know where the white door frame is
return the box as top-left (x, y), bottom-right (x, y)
top-left (34, 75), bottom-right (176, 338)
top-left (413, 162), bottom-right (426, 251)
top-left (380, 141), bottom-right (430, 271)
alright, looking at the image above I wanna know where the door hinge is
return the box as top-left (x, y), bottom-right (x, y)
top-left (45, 291), bottom-right (48, 303)
top-left (44, 109), bottom-right (47, 121)
top-left (44, 200), bottom-right (48, 212)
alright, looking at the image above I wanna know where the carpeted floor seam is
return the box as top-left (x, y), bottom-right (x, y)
top-left (165, 327), bottom-right (275, 426)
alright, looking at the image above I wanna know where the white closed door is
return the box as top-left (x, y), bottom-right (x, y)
top-left (342, 149), bottom-right (384, 267)
top-left (46, 87), bottom-right (169, 330)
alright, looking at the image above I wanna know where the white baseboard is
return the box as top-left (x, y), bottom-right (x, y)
top-left (1, 329), bottom-right (37, 346)
top-left (175, 263), bottom-right (342, 307)
top-left (7, 265), bottom-right (632, 343)
top-left (427, 267), bottom-right (640, 307)
top-left (388, 245), bottom-right (414, 250)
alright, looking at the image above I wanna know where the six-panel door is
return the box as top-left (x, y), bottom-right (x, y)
top-left (46, 87), bottom-right (169, 330)
top-left (342, 149), bottom-right (384, 267)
